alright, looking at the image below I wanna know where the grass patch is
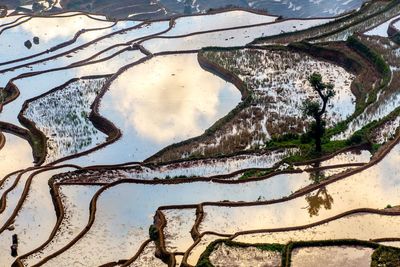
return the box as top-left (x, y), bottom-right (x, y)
top-left (265, 136), bottom-right (348, 163)
top-left (326, 35), bottom-right (392, 139)
top-left (238, 168), bottom-right (275, 180)
top-left (346, 35), bottom-right (391, 118)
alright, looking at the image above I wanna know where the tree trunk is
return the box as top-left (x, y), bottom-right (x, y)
top-left (315, 116), bottom-right (322, 153)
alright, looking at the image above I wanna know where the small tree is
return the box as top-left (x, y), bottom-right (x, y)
top-left (303, 72), bottom-right (335, 153)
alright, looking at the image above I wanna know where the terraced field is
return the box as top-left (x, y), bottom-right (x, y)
top-left (0, 0), bottom-right (400, 266)
top-left (0, 0), bottom-right (368, 20)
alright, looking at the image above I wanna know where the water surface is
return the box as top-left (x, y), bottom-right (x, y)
top-left (68, 54), bottom-right (241, 165)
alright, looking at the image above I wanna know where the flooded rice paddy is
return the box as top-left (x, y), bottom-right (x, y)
top-left (0, 1), bottom-right (399, 266)
top-left (2, 0), bottom-right (368, 20)
top-left (209, 243), bottom-right (281, 267)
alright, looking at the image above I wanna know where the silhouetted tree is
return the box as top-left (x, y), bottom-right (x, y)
top-left (303, 72), bottom-right (335, 154)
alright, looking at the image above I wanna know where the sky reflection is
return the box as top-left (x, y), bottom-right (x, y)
top-left (70, 53), bottom-right (241, 164)
top-left (0, 133), bottom-right (32, 178)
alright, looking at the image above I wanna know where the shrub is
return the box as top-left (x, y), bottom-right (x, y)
top-left (149, 225), bottom-right (159, 241)
top-left (371, 246), bottom-right (400, 267)
top-left (346, 132), bottom-right (363, 145)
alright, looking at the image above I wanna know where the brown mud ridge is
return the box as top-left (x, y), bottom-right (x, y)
top-left (0, 7), bottom-right (190, 70)
top-left (0, 1), bottom-right (395, 167)
top-left (388, 17), bottom-right (400, 36)
top-left (0, 120), bottom-right (44, 165)
top-left (250, 0), bottom-right (398, 45)
top-left (6, 133), bottom-right (396, 267)
top-left (0, 131), bottom-right (5, 150)
top-left (0, 0), bottom-right (395, 69)
top-left (0, 14), bottom-right (116, 67)
top-left (0, 6), bottom-right (350, 70)
top-left (18, 75), bottom-right (116, 165)
top-left (54, 144), bottom-right (368, 184)
top-left (388, 17), bottom-right (400, 44)
top-left (155, 134), bottom-right (400, 266)
top-left (0, 0), bottom-right (395, 190)
top-left (0, 82), bottom-right (20, 113)
top-left (4, 0), bottom-right (363, 21)
top-left (0, 11), bottom-right (128, 69)
top-left (0, 45), bottom-right (150, 165)
top-left (0, 3), bottom-right (399, 265)
top-left (4, 134), bottom-right (400, 266)
top-left (0, 11), bottom-right (175, 164)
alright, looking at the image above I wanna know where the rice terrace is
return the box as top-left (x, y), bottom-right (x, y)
top-left (0, 0), bottom-right (400, 266)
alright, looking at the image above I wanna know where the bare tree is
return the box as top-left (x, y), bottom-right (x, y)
top-left (303, 72), bottom-right (335, 153)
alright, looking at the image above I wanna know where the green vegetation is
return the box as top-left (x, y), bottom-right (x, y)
top-left (346, 106), bottom-right (400, 148)
top-left (261, 111), bottom-right (392, 166)
top-left (238, 168), bottom-right (274, 180)
top-left (0, 86), bottom-right (17, 107)
top-left (326, 36), bottom-right (392, 137)
top-left (346, 35), bottom-right (391, 116)
top-left (152, 29), bottom-right (397, 166)
top-left (265, 136), bottom-right (348, 164)
top-left (23, 78), bottom-right (107, 162)
top-left (28, 132), bottom-right (47, 165)
top-left (371, 246), bottom-right (400, 267)
top-left (265, 35), bottom-right (396, 162)
top-left (148, 225), bottom-right (159, 241)
top-left (347, 36), bottom-right (390, 86)
top-left (0, 91), bottom-right (5, 104)
top-left (205, 45), bottom-right (362, 161)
